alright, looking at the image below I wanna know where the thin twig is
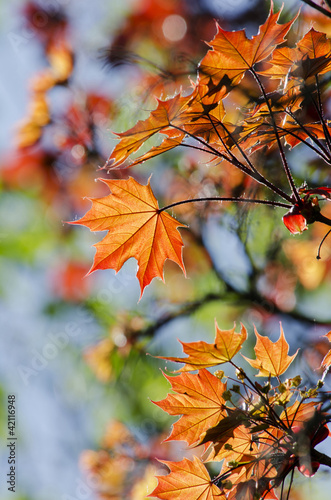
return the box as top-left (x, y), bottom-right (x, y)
top-left (315, 75), bottom-right (331, 153)
top-left (283, 108), bottom-right (331, 163)
top-left (300, 0), bottom-right (331, 18)
top-left (251, 69), bottom-right (301, 203)
top-left (286, 468), bottom-right (295, 500)
top-left (170, 123), bottom-right (294, 203)
top-left (159, 196), bottom-right (291, 213)
top-left (316, 228), bottom-right (331, 259)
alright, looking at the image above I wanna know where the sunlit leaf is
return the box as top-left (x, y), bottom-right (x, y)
top-left (157, 322), bottom-right (247, 371)
top-left (106, 82), bottom-right (226, 169)
top-left (320, 331), bottom-right (331, 370)
top-left (150, 456), bottom-right (224, 499)
top-left (153, 369), bottom-right (227, 446)
top-left (199, 2), bottom-right (297, 87)
top-left (70, 177), bottom-right (186, 298)
top-left (243, 324), bottom-right (298, 377)
top-left (280, 400), bottom-right (317, 428)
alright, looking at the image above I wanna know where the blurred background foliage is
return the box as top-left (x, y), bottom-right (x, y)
top-left (0, 0), bottom-right (331, 499)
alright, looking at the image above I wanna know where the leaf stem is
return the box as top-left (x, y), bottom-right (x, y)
top-left (315, 75), bottom-right (331, 153)
top-left (276, 123), bottom-right (331, 165)
top-left (170, 123), bottom-right (294, 203)
top-left (206, 113), bottom-right (259, 174)
top-left (300, 0), bottom-right (331, 18)
top-left (251, 69), bottom-right (301, 203)
top-left (312, 449), bottom-right (331, 468)
top-left (159, 196), bottom-right (291, 213)
top-left (316, 228), bottom-right (331, 260)
top-left (286, 468), bottom-right (295, 500)
top-left (283, 107), bottom-right (331, 163)
top-left (315, 212), bottom-right (331, 227)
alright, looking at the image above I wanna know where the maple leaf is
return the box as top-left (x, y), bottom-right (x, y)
top-left (258, 46), bottom-right (301, 80)
top-left (320, 331), bottom-right (331, 370)
top-left (105, 94), bottom-right (190, 168)
top-left (125, 130), bottom-right (186, 168)
top-left (243, 324), bottom-right (298, 377)
top-left (240, 119), bottom-right (328, 153)
top-left (296, 27), bottom-right (331, 77)
top-left (259, 28), bottom-right (331, 81)
top-left (105, 82), bottom-right (226, 169)
top-left (150, 456), bottom-right (224, 499)
top-left (157, 322), bottom-right (247, 371)
top-left (153, 369), bottom-right (227, 446)
top-left (280, 400), bottom-right (317, 428)
top-left (70, 177), bottom-right (186, 298)
top-left (199, 2), bottom-right (297, 87)
top-left (200, 408), bottom-right (248, 447)
top-left (208, 424), bottom-right (258, 463)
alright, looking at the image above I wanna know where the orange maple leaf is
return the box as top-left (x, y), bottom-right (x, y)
top-left (208, 424), bottom-right (258, 463)
top-left (258, 46), bottom-right (301, 80)
top-left (297, 27), bottom-right (331, 76)
top-left (153, 369), bottom-right (227, 446)
top-left (105, 82), bottom-right (226, 169)
top-left (199, 1), bottom-right (297, 87)
top-left (70, 177), bottom-right (186, 298)
top-left (280, 400), bottom-right (317, 429)
top-left (157, 322), bottom-right (247, 371)
top-left (106, 94), bottom-right (190, 168)
top-left (320, 331), bottom-right (331, 371)
top-left (150, 456), bottom-right (224, 499)
top-left (243, 324), bottom-right (298, 377)
top-left (240, 119), bottom-right (328, 153)
top-left (259, 27), bottom-right (331, 81)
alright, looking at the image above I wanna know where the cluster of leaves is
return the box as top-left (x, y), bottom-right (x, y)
top-left (150, 323), bottom-right (331, 499)
top-left (6, 1), bottom-right (331, 499)
top-left (70, 2), bottom-right (331, 499)
top-left (74, 2), bottom-right (331, 298)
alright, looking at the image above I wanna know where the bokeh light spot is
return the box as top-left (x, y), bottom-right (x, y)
top-left (71, 144), bottom-right (85, 160)
top-left (162, 15), bottom-right (187, 42)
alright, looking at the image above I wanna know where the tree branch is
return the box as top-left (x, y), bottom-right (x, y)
top-left (300, 0), bottom-right (331, 18)
top-left (312, 449), bottom-right (331, 468)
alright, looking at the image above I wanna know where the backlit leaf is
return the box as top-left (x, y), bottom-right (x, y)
top-left (320, 331), bottom-right (331, 370)
top-left (259, 28), bottom-right (331, 81)
top-left (208, 424), bottom-right (258, 463)
top-left (280, 400), bottom-right (317, 428)
top-left (70, 177), bottom-right (186, 298)
top-left (150, 456), bottom-right (224, 499)
top-left (296, 27), bottom-right (331, 76)
top-left (199, 2), bottom-right (297, 87)
top-left (153, 369), bottom-right (227, 446)
top-left (243, 324), bottom-right (298, 377)
top-left (157, 322), bottom-right (247, 371)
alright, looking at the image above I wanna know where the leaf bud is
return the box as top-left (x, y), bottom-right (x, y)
top-left (224, 443), bottom-right (233, 450)
top-left (227, 460), bottom-right (238, 468)
top-left (261, 382), bottom-right (271, 394)
top-left (236, 368), bottom-right (245, 380)
top-left (291, 375), bottom-right (302, 387)
top-left (222, 390), bottom-right (232, 401)
top-left (222, 480), bottom-right (232, 490)
top-left (278, 383), bottom-right (286, 394)
top-left (214, 370), bottom-right (224, 379)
